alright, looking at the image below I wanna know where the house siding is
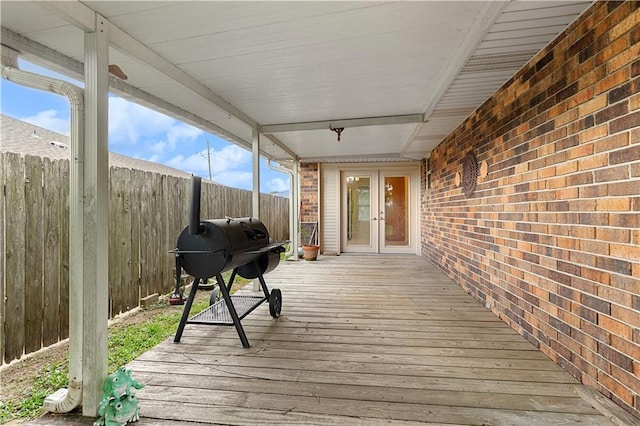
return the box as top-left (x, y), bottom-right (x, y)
top-left (320, 166), bottom-right (340, 254)
top-left (422, 0), bottom-right (640, 418)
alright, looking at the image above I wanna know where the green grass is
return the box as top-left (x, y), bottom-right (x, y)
top-left (107, 298), bottom-right (209, 372)
top-left (0, 274), bottom-right (250, 424)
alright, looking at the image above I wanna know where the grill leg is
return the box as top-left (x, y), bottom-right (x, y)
top-left (217, 272), bottom-right (251, 348)
top-left (174, 277), bottom-right (200, 343)
top-left (258, 273), bottom-right (270, 299)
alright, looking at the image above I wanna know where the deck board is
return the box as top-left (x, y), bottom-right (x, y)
top-left (129, 255), bottom-right (613, 425)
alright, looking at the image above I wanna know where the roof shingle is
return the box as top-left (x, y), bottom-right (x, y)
top-left (1, 114), bottom-right (194, 179)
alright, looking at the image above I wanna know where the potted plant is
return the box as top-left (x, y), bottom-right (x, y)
top-left (301, 243), bottom-right (320, 261)
top-left (299, 221), bottom-right (319, 261)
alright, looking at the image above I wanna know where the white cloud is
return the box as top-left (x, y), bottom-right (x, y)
top-left (167, 145), bottom-right (250, 174)
top-left (21, 109), bottom-right (70, 135)
top-left (108, 96), bottom-right (202, 147)
top-left (166, 124), bottom-right (203, 149)
top-left (267, 177), bottom-right (289, 193)
top-left (214, 171), bottom-right (253, 189)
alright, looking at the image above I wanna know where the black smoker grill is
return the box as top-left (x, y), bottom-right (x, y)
top-left (171, 176), bottom-right (286, 347)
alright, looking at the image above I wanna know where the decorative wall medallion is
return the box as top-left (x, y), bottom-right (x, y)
top-left (462, 152), bottom-right (478, 197)
top-left (479, 160), bottom-right (489, 180)
top-left (454, 172), bottom-right (461, 187)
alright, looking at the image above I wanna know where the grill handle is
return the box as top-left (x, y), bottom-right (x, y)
top-left (189, 176), bottom-right (203, 235)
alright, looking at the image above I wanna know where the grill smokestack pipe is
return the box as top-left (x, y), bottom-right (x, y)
top-left (189, 176), bottom-right (202, 235)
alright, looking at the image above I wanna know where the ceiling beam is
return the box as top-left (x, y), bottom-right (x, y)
top-left (259, 114), bottom-right (424, 134)
top-left (299, 153), bottom-right (420, 164)
top-left (0, 28), bottom-right (259, 155)
top-left (41, 0), bottom-right (259, 131)
top-left (37, 1), bottom-right (95, 32)
top-left (263, 134), bottom-right (299, 161)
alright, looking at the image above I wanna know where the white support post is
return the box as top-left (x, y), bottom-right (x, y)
top-left (252, 129), bottom-right (261, 290)
top-left (82, 14), bottom-right (109, 416)
top-left (252, 128), bottom-right (260, 219)
top-left (292, 160), bottom-right (300, 260)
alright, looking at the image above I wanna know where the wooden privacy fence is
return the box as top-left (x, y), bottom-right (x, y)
top-left (0, 152), bottom-right (289, 364)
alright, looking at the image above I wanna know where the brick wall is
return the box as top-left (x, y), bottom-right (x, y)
top-left (299, 162), bottom-right (319, 223)
top-left (422, 1), bottom-right (639, 418)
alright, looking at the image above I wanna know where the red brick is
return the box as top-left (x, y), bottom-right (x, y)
top-left (581, 267), bottom-right (611, 285)
top-left (609, 213), bottom-right (640, 228)
top-left (578, 153), bottom-right (608, 170)
top-left (632, 93), bottom-right (640, 111)
top-left (579, 93), bottom-right (608, 116)
top-left (596, 101), bottom-right (629, 124)
top-left (609, 111), bottom-right (640, 133)
top-left (594, 165), bottom-right (629, 182)
top-left (608, 37), bottom-right (640, 73)
top-left (595, 67), bottom-right (629, 95)
top-left (595, 133), bottom-right (630, 153)
top-left (611, 305), bottom-right (640, 326)
top-left (596, 197), bottom-right (631, 211)
top-left (608, 181), bottom-right (640, 196)
top-left (611, 243), bottom-right (640, 261)
top-left (597, 371), bottom-right (634, 407)
top-left (578, 124), bottom-right (607, 143)
top-left (597, 285), bottom-right (633, 308)
top-left (596, 227), bottom-right (631, 243)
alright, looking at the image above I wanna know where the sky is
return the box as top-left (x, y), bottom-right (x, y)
top-left (0, 59), bottom-right (290, 196)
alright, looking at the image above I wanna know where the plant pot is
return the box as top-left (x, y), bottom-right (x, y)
top-left (302, 245), bottom-right (320, 261)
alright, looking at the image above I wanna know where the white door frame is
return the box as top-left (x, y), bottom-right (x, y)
top-left (379, 168), bottom-right (419, 254)
top-left (338, 164), bottom-right (419, 254)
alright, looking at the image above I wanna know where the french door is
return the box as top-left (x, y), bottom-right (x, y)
top-left (341, 169), bottom-right (416, 254)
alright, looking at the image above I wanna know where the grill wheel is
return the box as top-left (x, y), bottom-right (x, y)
top-left (269, 289), bottom-right (282, 318)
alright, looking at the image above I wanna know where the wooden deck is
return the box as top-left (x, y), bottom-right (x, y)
top-left (129, 255), bottom-right (614, 425)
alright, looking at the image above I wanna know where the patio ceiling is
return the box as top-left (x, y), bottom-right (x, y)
top-left (1, 1), bottom-right (592, 166)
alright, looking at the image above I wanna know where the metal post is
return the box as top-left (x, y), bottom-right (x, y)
top-left (206, 140), bottom-right (212, 181)
top-left (252, 129), bottom-right (260, 218)
top-left (82, 14), bottom-right (109, 416)
top-left (252, 129), bottom-right (260, 290)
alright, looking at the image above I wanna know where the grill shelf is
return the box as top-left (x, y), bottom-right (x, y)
top-left (189, 295), bottom-right (266, 325)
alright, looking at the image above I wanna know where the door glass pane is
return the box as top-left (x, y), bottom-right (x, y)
top-left (346, 176), bottom-right (371, 246)
top-left (383, 176), bottom-right (408, 246)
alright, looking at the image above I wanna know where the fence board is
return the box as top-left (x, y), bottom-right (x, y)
top-left (3, 153), bottom-right (26, 363)
top-left (24, 155), bottom-right (44, 354)
top-left (139, 172), bottom-right (153, 298)
top-left (120, 170), bottom-right (133, 312)
top-left (1, 152), bottom-right (289, 363)
top-left (0, 152), bottom-right (4, 361)
top-left (42, 158), bottom-right (60, 346)
top-left (130, 169), bottom-right (142, 305)
top-left (149, 173), bottom-right (163, 296)
top-left (108, 169), bottom-right (118, 316)
top-left (59, 160), bottom-right (70, 339)
top-left (160, 176), bottom-right (171, 296)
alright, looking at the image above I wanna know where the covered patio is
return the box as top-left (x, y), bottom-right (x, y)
top-left (125, 255), bottom-right (613, 425)
top-left (3, 0), bottom-right (639, 422)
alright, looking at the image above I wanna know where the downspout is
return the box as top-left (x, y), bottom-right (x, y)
top-left (1, 45), bottom-right (84, 412)
top-left (267, 159), bottom-right (299, 260)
